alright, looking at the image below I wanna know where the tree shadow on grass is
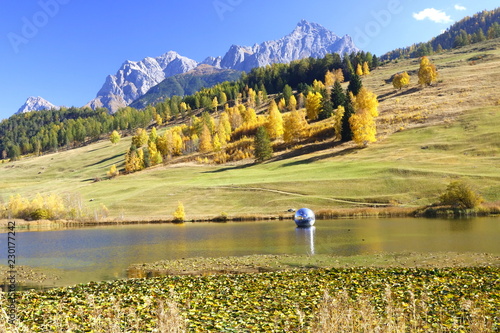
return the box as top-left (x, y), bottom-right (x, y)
top-left (85, 153), bottom-right (123, 168)
top-left (202, 161), bottom-right (255, 174)
top-left (378, 87), bottom-right (420, 102)
top-left (279, 146), bottom-right (362, 168)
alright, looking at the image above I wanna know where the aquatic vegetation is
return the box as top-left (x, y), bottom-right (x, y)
top-left (2, 267), bottom-right (499, 332)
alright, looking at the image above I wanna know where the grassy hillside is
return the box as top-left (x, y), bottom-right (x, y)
top-left (2, 40), bottom-right (500, 221)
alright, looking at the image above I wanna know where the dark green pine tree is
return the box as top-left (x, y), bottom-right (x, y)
top-left (282, 84), bottom-right (293, 106)
top-left (318, 89), bottom-right (333, 120)
top-left (341, 93), bottom-right (355, 142)
top-left (254, 126), bottom-right (273, 163)
top-left (331, 80), bottom-right (346, 109)
top-left (347, 74), bottom-right (362, 96)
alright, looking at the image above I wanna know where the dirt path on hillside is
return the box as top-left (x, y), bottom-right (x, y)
top-left (213, 186), bottom-right (390, 207)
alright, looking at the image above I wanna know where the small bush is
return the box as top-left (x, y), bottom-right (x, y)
top-left (439, 180), bottom-right (483, 209)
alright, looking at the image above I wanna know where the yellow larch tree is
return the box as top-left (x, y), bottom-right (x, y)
top-left (199, 124), bottom-right (213, 153)
top-left (247, 88), bottom-right (256, 107)
top-left (172, 131), bottom-right (183, 156)
top-left (131, 128), bottom-right (148, 148)
top-left (213, 133), bottom-right (222, 152)
top-left (418, 56), bottom-right (438, 86)
top-left (219, 112), bottom-right (232, 141)
top-left (173, 202), bottom-right (186, 222)
top-left (333, 105), bottom-right (345, 141)
top-left (265, 100), bottom-right (284, 139)
top-left (353, 87), bottom-right (379, 118)
top-left (362, 61), bottom-right (370, 75)
top-left (333, 68), bottom-right (344, 83)
top-left (288, 95), bottom-right (297, 111)
top-left (109, 130), bottom-right (121, 145)
top-left (212, 97), bottom-right (219, 112)
top-left (107, 164), bottom-right (119, 178)
top-left (283, 110), bottom-right (308, 143)
top-left (393, 72), bottom-right (411, 90)
top-left (349, 87), bottom-right (379, 146)
top-left (278, 98), bottom-right (286, 112)
top-left (312, 79), bottom-right (325, 92)
top-left (325, 70), bottom-right (335, 87)
top-left (305, 91), bottom-right (322, 121)
top-left (356, 63), bottom-right (364, 76)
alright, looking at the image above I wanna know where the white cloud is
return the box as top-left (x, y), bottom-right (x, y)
top-left (455, 4), bottom-right (467, 11)
top-left (413, 8), bottom-right (453, 23)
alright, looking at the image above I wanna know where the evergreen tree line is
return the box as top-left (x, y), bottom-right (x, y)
top-left (242, 51), bottom-right (379, 95)
top-left (382, 8), bottom-right (500, 61)
top-left (0, 106), bottom-right (154, 160)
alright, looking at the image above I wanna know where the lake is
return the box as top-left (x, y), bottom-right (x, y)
top-left (1, 217), bottom-right (499, 287)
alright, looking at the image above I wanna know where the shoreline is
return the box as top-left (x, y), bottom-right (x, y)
top-left (1, 205), bottom-right (499, 230)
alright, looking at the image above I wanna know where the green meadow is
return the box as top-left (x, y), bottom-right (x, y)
top-left (1, 41), bottom-right (500, 221)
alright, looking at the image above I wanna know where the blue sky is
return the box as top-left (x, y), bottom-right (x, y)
top-left (0, 0), bottom-right (498, 120)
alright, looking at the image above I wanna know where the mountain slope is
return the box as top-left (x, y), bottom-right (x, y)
top-left (130, 65), bottom-right (242, 109)
top-left (88, 20), bottom-right (358, 113)
top-left (17, 96), bottom-right (59, 114)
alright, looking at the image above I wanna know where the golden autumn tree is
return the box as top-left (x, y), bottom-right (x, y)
top-left (125, 147), bottom-right (144, 173)
top-left (179, 102), bottom-right (188, 116)
top-left (213, 133), bottom-right (222, 152)
top-left (199, 124), bottom-right (213, 153)
top-left (393, 72), bottom-right (411, 90)
top-left (418, 56), bottom-right (438, 86)
top-left (288, 95), bottom-right (297, 111)
top-left (219, 112), bottom-right (232, 142)
top-left (362, 61), bottom-right (370, 75)
top-left (277, 98), bottom-right (286, 112)
top-left (172, 131), bottom-right (184, 156)
top-left (109, 130), bottom-right (121, 145)
top-left (333, 68), bottom-right (344, 83)
top-left (131, 128), bottom-right (148, 148)
top-left (349, 87), bottom-right (379, 146)
top-left (283, 110), bottom-right (308, 143)
top-left (333, 105), bottom-right (345, 141)
top-left (148, 141), bottom-right (162, 166)
top-left (312, 79), bottom-right (325, 92)
top-left (305, 91), bottom-right (322, 121)
top-left (265, 100), bottom-right (284, 139)
top-left (247, 88), bottom-right (256, 107)
top-left (356, 63), bottom-right (364, 76)
top-left (212, 97), bottom-right (219, 112)
top-left (325, 70), bottom-right (335, 87)
top-left (173, 202), bottom-right (186, 222)
top-left (107, 164), bottom-right (119, 178)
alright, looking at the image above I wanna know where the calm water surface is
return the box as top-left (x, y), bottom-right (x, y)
top-left (1, 218), bottom-right (499, 287)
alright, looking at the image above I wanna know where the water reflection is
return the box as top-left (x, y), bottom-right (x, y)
top-left (295, 227), bottom-right (315, 255)
top-left (1, 218), bottom-right (499, 287)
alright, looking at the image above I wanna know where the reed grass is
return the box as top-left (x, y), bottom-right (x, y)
top-left (311, 285), bottom-right (493, 333)
top-left (0, 292), bottom-right (186, 333)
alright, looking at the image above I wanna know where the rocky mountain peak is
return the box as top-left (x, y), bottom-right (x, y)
top-left (86, 20), bottom-right (359, 113)
top-left (17, 96), bottom-right (59, 114)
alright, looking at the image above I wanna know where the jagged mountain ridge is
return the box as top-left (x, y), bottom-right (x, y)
top-left (217, 20), bottom-right (358, 71)
top-left (17, 96), bottom-right (59, 114)
top-left (86, 51), bottom-right (198, 112)
top-left (88, 20), bottom-right (359, 113)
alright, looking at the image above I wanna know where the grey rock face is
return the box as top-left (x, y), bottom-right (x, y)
top-left (88, 51), bottom-right (197, 113)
